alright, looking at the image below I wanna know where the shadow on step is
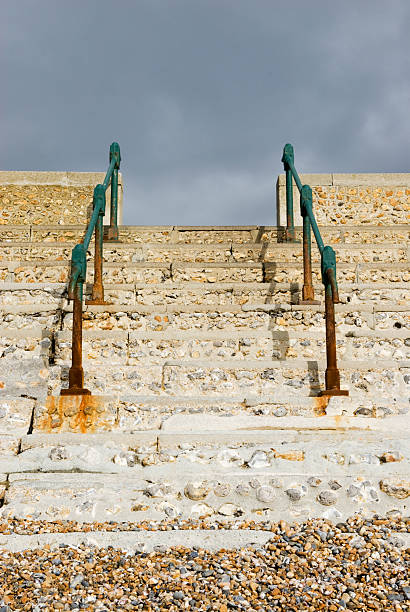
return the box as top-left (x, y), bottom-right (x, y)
top-left (307, 360), bottom-right (320, 396)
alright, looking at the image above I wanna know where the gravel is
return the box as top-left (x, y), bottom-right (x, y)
top-left (0, 516), bottom-right (408, 610)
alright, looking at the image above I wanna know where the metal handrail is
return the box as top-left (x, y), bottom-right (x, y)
top-left (282, 143), bottom-right (348, 397)
top-left (61, 142), bottom-right (121, 396)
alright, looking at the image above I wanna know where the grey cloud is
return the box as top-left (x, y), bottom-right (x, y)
top-left (1, 0), bottom-right (409, 224)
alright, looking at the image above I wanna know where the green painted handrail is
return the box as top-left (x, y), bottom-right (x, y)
top-left (62, 142), bottom-right (121, 396)
top-left (281, 143), bottom-right (348, 397)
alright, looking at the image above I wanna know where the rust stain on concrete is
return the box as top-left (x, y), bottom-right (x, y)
top-left (37, 395), bottom-right (116, 433)
top-left (271, 449), bottom-right (305, 461)
top-left (313, 396), bottom-right (329, 416)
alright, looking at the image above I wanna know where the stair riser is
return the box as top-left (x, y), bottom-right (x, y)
top-left (2, 225), bottom-right (409, 245)
top-left (60, 310), bottom-right (409, 333)
top-left (51, 336), bottom-right (410, 365)
top-left (1, 285), bottom-right (409, 307)
top-left (2, 262), bottom-right (410, 285)
top-left (161, 365), bottom-right (408, 398)
top-left (0, 307), bottom-right (407, 335)
top-left (0, 311), bottom-right (60, 330)
top-left (0, 244), bottom-right (407, 264)
top-left (40, 364), bottom-right (409, 399)
top-left (3, 467), bottom-right (408, 523)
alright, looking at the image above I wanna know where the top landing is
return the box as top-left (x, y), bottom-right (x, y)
top-left (0, 171), bottom-right (409, 229)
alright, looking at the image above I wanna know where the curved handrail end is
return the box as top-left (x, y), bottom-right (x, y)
top-left (282, 143), bottom-right (294, 166)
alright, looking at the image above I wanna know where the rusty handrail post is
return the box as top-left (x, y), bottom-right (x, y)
top-left (86, 185), bottom-right (109, 306)
top-left (105, 142), bottom-right (121, 242)
top-left (300, 185), bottom-right (319, 305)
top-left (61, 245), bottom-right (90, 396)
top-left (60, 143), bottom-right (122, 396)
top-left (320, 247), bottom-right (349, 397)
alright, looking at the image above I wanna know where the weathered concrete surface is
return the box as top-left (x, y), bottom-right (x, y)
top-left (160, 413), bottom-right (410, 433)
top-left (1, 241), bottom-right (409, 265)
top-left (2, 466), bottom-right (408, 523)
top-left (34, 395), bottom-right (118, 433)
top-left (0, 529), bottom-right (275, 552)
top-left (0, 172), bottom-right (123, 225)
top-left (277, 173), bottom-right (410, 226)
top-left (0, 396), bottom-right (35, 435)
top-left (0, 528), bottom-right (408, 553)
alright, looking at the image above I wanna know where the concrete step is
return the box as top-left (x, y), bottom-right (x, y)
top-left (1, 410), bottom-right (409, 453)
top-left (0, 241), bottom-right (408, 265)
top-left (0, 530), bottom-right (278, 552)
top-left (1, 301), bottom-right (408, 334)
top-left (1, 386), bottom-right (407, 439)
top-left (2, 423), bottom-right (408, 522)
top-left (4, 427), bottom-right (407, 476)
top-left (2, 260), bottom-right (410, 285)
top-left (39, 358), bottom-right (409, 400)
top-left (1, 223), bottom-right (409, 245)
top-left (49, 328), bottom-right (410, 365)
top-left (1, 281), bottom-right (409, 307)
top-left (58, 303), bottom-right (409, 334)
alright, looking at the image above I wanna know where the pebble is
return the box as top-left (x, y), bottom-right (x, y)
top-left (0, 516), bottom-right (408, 610)
top-left (317, 489), bottom-right (338, 506)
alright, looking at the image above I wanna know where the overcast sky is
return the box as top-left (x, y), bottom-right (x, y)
top-left (1, 0), bottom-right (410, 224)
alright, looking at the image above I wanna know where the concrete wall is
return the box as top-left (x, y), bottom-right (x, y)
top-left (0, 172), bottom-right (123, 226)
top-left (277, 173), bottom-right (410, 227)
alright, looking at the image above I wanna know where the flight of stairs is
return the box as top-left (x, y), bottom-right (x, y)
top-left (0, 223), bottom-right (408, 531)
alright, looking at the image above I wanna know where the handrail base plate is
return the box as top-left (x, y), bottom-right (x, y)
top-left (60, 388), bottom-right (91, 396)
top-left (320, 389), bottom-right (349, 397)
top-left (85, 299), bottom-right (112, 306)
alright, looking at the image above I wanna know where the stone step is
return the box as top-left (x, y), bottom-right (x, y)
top-left (2, 427), bottom-right (409, 521)
top-left (1, 302), bottom-right (407, 333)
top-left (4, 428), bottom-right (407, 476)
top-left (1, 223), bottom-right (409, 245)
top-left (39, 358), bottom-right (409, 400)
top-left (0, 530), bottom-right (278, 553)
top-left (0, 241), bottom-right (408, 265)
top-left (60, 304), bottom-right (409, 334)
top-left (1, 387), bottom-right (406, 438)
top-left (157, 359), bottom-right (409, 399)
top-left (1, 281), bottom-right (409, 307)
top-left (1, 260), bottom-right (409, 285)
top-left (50, 328), bottom-right (410, 365)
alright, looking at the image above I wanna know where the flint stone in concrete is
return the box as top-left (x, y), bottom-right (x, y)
top-left (317, 490), bottom-right (338, 506)
top-left (379, 478), bottom-right (410, 499)
top-left (184, 482), bottom-right (211, 500)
